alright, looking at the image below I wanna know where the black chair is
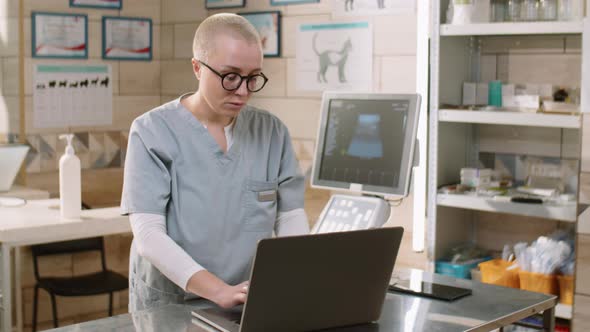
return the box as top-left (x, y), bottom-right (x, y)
top-left (31, 237), bottom-right (128, 331)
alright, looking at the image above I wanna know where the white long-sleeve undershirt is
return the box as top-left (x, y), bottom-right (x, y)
top-left (130, 208), bottom-right (309, 291)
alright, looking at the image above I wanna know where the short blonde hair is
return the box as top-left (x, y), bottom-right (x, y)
top-left (193, 13), bottom-right (262, 62)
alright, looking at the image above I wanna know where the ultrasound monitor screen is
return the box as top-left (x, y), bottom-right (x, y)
top-left (318, 99), bottom-right (409, 188)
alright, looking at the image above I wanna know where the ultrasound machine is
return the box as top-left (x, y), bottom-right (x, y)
top-left (310, 92), bottom-right (421, 234)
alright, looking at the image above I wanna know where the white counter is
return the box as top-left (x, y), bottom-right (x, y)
top-left (0, 185), bottom-right (50, 200)
top-left (0, 199), bottom-right (129, 246)
top-left (0, 199), bottom-right (131, 332)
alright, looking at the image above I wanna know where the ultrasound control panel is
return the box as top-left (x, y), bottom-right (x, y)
top-left (311, 195), bottom-right (391, 234)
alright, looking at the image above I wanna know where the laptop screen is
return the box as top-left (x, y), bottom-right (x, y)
top-left (194, 228), bottom-right (404, 332)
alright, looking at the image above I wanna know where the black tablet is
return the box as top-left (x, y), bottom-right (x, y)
top-left (388, 281), bottom-right (472, 301)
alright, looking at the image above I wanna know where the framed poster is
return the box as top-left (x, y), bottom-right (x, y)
top-left (296, 21), bottom-right (373, 91)
top-left (70, 0), bottom-right (122, 9)
top-left (34, 64), bottom-right (113, 128)
top-left (239, 11), bottom-right (281, 57)
top-left (32, 12), bottom-right (88, 59)
top-left (332, 0), bottom-right (415, 17)
top-left (206, 0), bottom-right (245, 9)
top-left (271, 0), bottom-right (319, 5)
top-left (102, 16), bottom-right (152, 61)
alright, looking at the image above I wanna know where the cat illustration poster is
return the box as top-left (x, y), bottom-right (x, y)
top-left (332, 0), bottom-right (415, 17)
top-left (33, 64), bottom-right (113, 128)
top-left (296, 21), bottom-right (372, 91)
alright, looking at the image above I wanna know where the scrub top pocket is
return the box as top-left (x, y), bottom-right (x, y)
top-left (243, 178), bottom-right (278, 232)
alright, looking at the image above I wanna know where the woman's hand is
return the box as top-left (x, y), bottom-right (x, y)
top-left (212, 281), bottom-right (249, 309)
top-left (186, 270), bottom-right (249, 308)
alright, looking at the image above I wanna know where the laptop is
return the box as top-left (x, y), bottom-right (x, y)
top-left (192, 227), bottom-right (404, 332)
top-left (0, 144), bottom-right (29, 192)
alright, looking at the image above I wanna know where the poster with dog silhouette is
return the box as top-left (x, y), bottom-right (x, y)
top-left (296, 21), bottom-right (372, 91)
top-left (331, 0), bottom-right (414, 17)
top-left (34, 64), bottom-right (112, 128)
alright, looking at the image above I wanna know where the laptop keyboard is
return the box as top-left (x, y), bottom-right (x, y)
top-left (228, 311), bottom-right (242, 324)
top-left (193, 307), bottom-right (243, 331)
top-left (389, 275), bottom-right (399, 286)
top-left (214, 308), bottom-right (243, 324)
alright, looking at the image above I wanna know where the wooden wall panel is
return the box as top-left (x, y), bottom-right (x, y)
top-left (572, 294), bottom-right (590, 332)
top-left (576, 235), bottom-right (590, 295)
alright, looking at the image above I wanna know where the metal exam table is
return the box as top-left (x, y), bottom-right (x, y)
top-left (46, 268), bottom-right (557, 332)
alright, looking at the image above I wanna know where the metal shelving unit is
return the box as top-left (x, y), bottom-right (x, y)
top-left (428, 1), bottom-right (586, 322)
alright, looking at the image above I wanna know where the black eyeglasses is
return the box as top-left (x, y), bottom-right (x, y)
top-left (198, 60), bottom-right (268, 93)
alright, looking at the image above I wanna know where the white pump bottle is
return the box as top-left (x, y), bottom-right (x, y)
top-left (58, 134), bottom-right (81, 219)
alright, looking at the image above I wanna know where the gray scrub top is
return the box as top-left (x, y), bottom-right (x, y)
top-left (121, 95), bottom-right (305, 311)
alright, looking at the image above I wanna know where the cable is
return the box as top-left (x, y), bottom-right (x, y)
top-left (389, 198), bottom-right (404, 207)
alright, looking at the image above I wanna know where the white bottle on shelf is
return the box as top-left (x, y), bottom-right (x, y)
top-left (58, 134), bottom-right (81, 220)
top-left (451, 0), bottom-right (475, 25)
top-left (558, 0), bottom-right (584, 21)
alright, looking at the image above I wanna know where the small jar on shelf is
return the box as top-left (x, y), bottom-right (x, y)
top-left (569, 86), bottom-right (580, 105)
top-left (558, 0), bottom-right (584, 21)
top-left (506, 0), bottom-right (522, 21)
top-left (520, 0), bottom-right (538, 21)
top-left (538, 0), bottom-right (558, 20)
top-left (491, 0), bottom-right (507, 21)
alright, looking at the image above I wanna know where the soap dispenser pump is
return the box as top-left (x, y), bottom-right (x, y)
top-left (59, 134), bottom-right (81, 219)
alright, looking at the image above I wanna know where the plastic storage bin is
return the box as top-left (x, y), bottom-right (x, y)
top-left (478, 259), bottom-right (520, 288)
top-left (518, 270), bottom-right (558, 295)
top-left (436, 257), bottom-right (491, 279)
top-left (470, 268), bottom-right (482, 282)
top-left (557, 274), bottom-right (574, 304)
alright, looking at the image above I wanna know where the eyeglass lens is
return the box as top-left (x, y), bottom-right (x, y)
top-left (222, 73), bottom-right (266, 92)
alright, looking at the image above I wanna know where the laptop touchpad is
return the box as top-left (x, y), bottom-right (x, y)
top-left (192, 307), bottom-right (243, 332)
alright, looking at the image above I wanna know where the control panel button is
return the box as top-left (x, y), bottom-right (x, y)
top-left (327, 222), bottom-right (336, 233)
top-left (354, 214), bottom-right (362, 227)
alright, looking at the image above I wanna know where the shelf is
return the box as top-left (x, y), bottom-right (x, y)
top-left (555, 303), bottom-right (572, 320)
top-left (436, 193), bottom-right (577, 222)
top-left (440, 21), bottom-right (584, 36)
top-left (438, 109), bottom-right (581, 128)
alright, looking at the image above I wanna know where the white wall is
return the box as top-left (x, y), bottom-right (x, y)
top-left (0, 0), bottom-right (19, 142)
